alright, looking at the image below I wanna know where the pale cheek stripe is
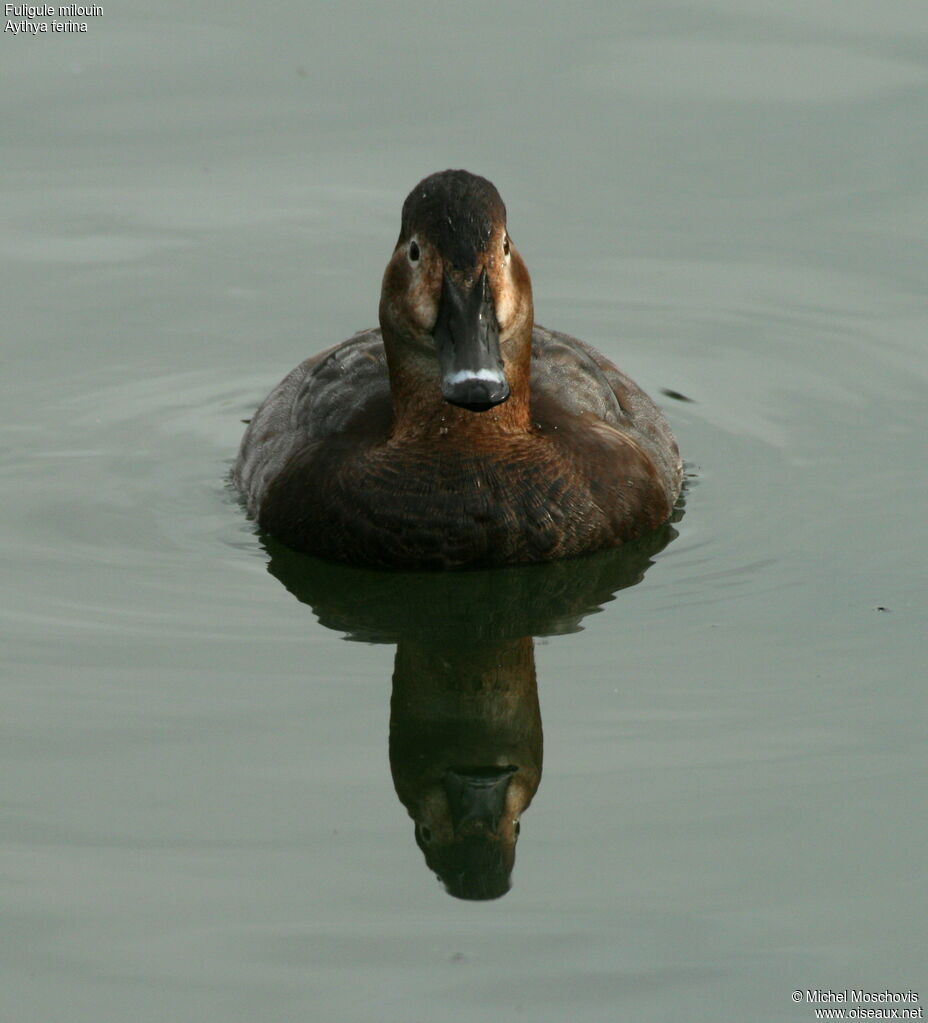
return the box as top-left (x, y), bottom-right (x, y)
top-left (443, 368), bottom-right (507, 385)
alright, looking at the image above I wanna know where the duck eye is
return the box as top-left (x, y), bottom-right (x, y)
top-left (503, 236), bottom-right (510, 258)
top-left (418, 823), bottom-right (432, 843)
top-left (408, 239), bottom-right (420, 263)
top-left (514, 819), bottom-right (521, 837)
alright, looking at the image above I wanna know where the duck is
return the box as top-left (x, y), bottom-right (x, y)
top-left (234, 170), bottom-right (682, 569)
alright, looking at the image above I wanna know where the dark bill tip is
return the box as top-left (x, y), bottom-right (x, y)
top-left (441, 371), bottom-right (510, 412)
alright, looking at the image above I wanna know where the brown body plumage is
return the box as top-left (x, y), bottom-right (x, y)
top-left (234, 171), bottom-right (681, 568)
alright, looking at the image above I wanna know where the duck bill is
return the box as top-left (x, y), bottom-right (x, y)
top-left (433, 269), bottom-right (510, 412)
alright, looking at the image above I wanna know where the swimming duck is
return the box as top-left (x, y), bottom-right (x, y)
top-left (234, 170), bottom-right (682, 569)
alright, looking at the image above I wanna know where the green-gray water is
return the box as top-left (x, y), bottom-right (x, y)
top-left (2, 3), bottom-right (926, 1020)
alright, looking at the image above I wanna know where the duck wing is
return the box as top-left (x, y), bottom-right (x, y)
top-left (530, 325), bottom-right (682, 499)
top-left (233, 328), bottom-right (390, 514)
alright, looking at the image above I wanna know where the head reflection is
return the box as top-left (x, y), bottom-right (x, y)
top-left (263, 521), bottom-right (677, 900)
top-left (391, 635), bottom-right (540, 900)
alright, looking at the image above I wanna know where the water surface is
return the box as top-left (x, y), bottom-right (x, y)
top-left (2, 2), bottom-right (926, 1020)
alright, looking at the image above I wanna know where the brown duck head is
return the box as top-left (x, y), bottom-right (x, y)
top-left (379, 170), bottom-right (534, 429)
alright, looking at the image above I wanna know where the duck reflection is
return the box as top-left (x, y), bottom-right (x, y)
top-left (390, 634), bottom-right (540, 900)
top-left (263, 519), bottom-right (678, 900)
